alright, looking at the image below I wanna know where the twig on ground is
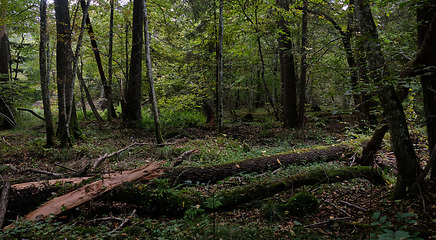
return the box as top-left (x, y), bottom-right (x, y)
top-left (325, 200), bottom-right (352, 217)
top-left (88, 216), bottom-right (124, 224)
top-left (108, 209), bottom-right (136, 235)
top-left (169, 149), bottom-right (198, 168)
top-left (92, 138), bottom-right (189, 170)
top-left (339, 200), bottom-right (368, 212)
top-left (54, 163), bottom-right (79, 174)
top-left (2, 137), bottom-right (12, 147)
top-left (23, 168), bottom-right (63, 177)
top-left (303, 217), bottom-right (352, 228)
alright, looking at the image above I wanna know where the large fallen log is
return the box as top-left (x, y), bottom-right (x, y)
top-left (163, 144), bottom-right (353, 185)
top-left (3, 162), bottom-right (164, 230)
top-left (214, 166), bottom-right (386, 211)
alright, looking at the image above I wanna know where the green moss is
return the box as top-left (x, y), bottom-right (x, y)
top-left (280, 191), bottom-right (319, 217)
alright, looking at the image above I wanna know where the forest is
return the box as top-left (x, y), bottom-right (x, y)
top-left (0, 0), bottom-right (435, 239)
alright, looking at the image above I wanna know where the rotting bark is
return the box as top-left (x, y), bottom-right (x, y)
top-left (3, 162), bottom-right (164, 230)
top-left (163, 144), bottom-right (353, 185)
top-left (214, 166), bottom-right (386, 211)
top-left (357, 124), bottom-right (389, 166)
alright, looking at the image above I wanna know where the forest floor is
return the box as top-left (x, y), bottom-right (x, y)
top-left (0, 109), bottom-right (435, 239)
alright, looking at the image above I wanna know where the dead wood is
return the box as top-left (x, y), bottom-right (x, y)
top-left (3, 162), bottom-right (164, 230)
top-left (339, 200), bottom-right (367, 212)
top-left (214, 166), bottom-right (386, 211)
top-left (22, 168), bottom-right (64, 178)
top-left (0, 182), bottom-right (10, 228)
top-left (164, 144), bottom-right (353, 185)
top-left (11, 177), bottom-right (92, 191)
top-left (169, 149), bottom-right (199, 168)
top-left (357, 124), bottom-right (389, 166)
top-left (108, 209), bottom-right (136, 235)
top-left (16, 108), bottom-right (45, 121)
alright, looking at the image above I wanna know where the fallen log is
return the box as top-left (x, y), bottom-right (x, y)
top-left (3, 162), bottom-right (164, 230)
top-left (163, 144), bottom-right (353, 185)
top-left (214, 166), bottom-right (386, 211)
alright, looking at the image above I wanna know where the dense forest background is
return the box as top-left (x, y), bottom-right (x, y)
top-left (0, 0), bottom-right (435, 239)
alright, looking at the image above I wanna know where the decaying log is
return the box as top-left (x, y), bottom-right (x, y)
top-left (3, 162), bottom-right (164, 230)
top-left (0, 182), bottom-right (10, 228)
top-left (357, 124), bottom-right (389, 166)
top-left (11, 177), bottom-right (93, 191)
top-left (164, 144), bottom-right (353, 185)
top-left (214, 166), bottom-right (386, 211)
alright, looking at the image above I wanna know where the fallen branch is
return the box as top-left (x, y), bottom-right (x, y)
top-left (17, 108), bottom-right (45, 121)
top-left (303, 217), bottom-right (352, 228)
top-left (22, 168), bottom-right (63, 178)
top-left (108, 209), bottom-right (136, 235)
top-left (339, 200), bottom-right (368, 212)
top-left (0, 182), bottom-right (10, 228)
top-left (4, 162), bottom-right (164, 230)
top-left (92, 138), bottom-right (188, 170)
top-left (169, 149), bottom-right (199, 168)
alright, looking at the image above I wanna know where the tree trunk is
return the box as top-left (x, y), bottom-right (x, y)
top-left (357, 124), bottom-right (389, 166)
top-left (277, 0), bottom-right (298, 128)
top-left (215, 166), bottom-right (385, 211)
top-left (108, 0), bottom-right (115, 121)
top-left (416, 5), bottom-right (436, 180)
top-left (78, 61), bottom-right (103, 122)
top-left (298, 0), bottom-right (308, 126)
top-left (55, 0), bottom-right (74, 148)
top-left (354, 0), bottom-right (421, 199)
top-left (143, 0), bottom-right (164, 144)
top-left (0, 10), bottom-right (15, 130)
top-left (39, 0), bottom-right (56, 147)
top-left (216, 0), bottom-right (224, 135)
top-left (79, 0), bottom-right (116, 120)
top-left (123, 0), bottom-right (143, 123)
top-left (163, 144), bottom-right (352, 185)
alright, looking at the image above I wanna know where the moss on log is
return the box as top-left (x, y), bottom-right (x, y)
top-left (214, 166), bottom-right (386, 211)
top-left (163, 144), bottom-right (353, 185)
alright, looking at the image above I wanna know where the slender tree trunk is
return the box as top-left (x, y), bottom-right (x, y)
top-left (79, 0), bottom-right (116, 120)
top-left (355, 0), bottom-right (421, 199)
top-left (124, 0), bottom-right (143, 123)
top-left (277, 0), bottom-right (298, 128)
top-left (39, 0), bottom-right (55, 147)
top-left (217, 0), bottom-right (224, 135)
top-left (54, 0), bottom-right (74, 148)
top-left (108, 0), bottom-right (115, 121)
top-left (143, 0), bottom-right (164, 144)
top-left (298, 0), bottom-right (308, 126)
top-left (78, 60), bottom-right (103, 122)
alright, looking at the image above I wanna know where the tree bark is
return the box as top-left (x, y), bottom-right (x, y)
top-left (354, 0), bottom-right (422, 199)
top-left (79, 0), bottom-right (116, 120)
top-left (416, 5), bottom-right (436, 180)
top-left (39, 0), bottom-right (56, 147)
top-left (0, 10), bottom-right (15, 130)
top-left (123, 0), bottom-right (143, 123)
top-left (78, 61), bottom-right (103, 122)
top-left (108, 0), bottom-right (115, 121)
top-left (357, 124), bottom-right (389, 166)
top-left (215, 166), bottom-right (386, 211)
top-left (216, 0), bottom-right (224, 135)
top-left (143, 0), bottom-right (164, 144)
top-left (55, 0), bottom-right (74, 148)
top-left (298, 0), bottom-right (308, 126)
top-left (163, 144), bottom-right (352, 185)
top-left (277, 0), bottom-right (298, 128)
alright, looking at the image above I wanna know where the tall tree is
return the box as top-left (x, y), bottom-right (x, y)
top-left (277, 0), bottom-right (298, 128)
top-left (123, 0), bottom-right (143, 123)
top-left (54, 0), bottom-right (74, 147)
top-left (0, 6), bottom-right (16, 129)
top-left (108, 0), bottom-right (115, 122)
top-left (39, 0), bottom-right (56, 147)
top-left (297, 0), bottom-right (308, 126)
top-left (217, 0), bottom-right (224, 135)
top-left (143, 0), bottom-right (163, 144)
top-left (355, 0), bottom-right (422, 199)
top-left (416, 2), bottom-right (436, 180)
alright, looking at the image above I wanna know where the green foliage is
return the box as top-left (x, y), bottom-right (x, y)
top-left (370, 212), bottom-right (423, 240)
top-left (280, 191), bottom-right (319, 217)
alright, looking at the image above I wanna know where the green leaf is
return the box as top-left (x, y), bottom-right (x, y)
top-left (394, 230), bottom-right (411, 239)
top-left (372, 211), bottom-right (381, 220)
